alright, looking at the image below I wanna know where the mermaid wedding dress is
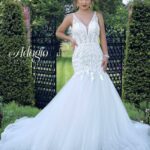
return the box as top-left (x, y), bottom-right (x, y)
top-left (0, 11), bottom-right (150, 150)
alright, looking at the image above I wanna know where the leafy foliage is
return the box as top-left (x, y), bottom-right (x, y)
top-left (0, 1), bottom-right (35, 105)
top-left (20, 0), bottom-right (71, 27)
top-left (94, 0), bottom-right (128, 29)
top-left (122, 1), bottom-right (150, 107)
top-left (18, 0), bottom-right (128, 29)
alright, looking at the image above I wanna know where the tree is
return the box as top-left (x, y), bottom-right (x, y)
top-left (93, 0), bottom-right (128, 28)
top-left (20, 0), bottom-right (71, 27)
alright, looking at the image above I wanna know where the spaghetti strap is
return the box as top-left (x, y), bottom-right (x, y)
top-left (72, 13), bottom-right (76, 27)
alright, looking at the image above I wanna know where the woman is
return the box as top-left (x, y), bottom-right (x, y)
top-left (0, 0), bottom-right (150, 149)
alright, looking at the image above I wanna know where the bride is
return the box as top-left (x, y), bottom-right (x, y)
top-left (0, 0), bottom-right (150, 149)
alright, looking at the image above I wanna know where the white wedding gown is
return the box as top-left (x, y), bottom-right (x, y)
top-left (0, 11), bottom-right (150, 150)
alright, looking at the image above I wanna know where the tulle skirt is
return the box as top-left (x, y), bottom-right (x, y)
top-left (0, 71), bottom-right (150, 150)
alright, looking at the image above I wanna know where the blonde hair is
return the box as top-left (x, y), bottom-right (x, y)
top-left (73, 0), bottom-right (95, 9)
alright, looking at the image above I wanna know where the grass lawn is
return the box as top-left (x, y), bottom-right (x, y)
top-left (0, 101), bottom-right (40, 134)
top-left (56, 49), bottom-right (74, 92)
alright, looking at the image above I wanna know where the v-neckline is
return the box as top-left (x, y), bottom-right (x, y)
top-left (73, 11), bottom-right (95, 36)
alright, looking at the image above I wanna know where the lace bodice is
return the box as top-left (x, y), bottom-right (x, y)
top-left (72, 11), bottom-right (100, 44)
top-left (71, 11), bottom-right (106, 81)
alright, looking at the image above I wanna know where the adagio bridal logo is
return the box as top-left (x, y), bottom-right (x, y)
top-left (8, 46), bottom-right (48, 62)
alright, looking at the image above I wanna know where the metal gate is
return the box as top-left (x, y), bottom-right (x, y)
top-left (31, 15), bottom-right (60, 108)
top-left (106, 26), bottom-right (126, 96)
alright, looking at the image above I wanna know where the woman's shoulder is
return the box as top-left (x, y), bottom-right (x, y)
top-left (62, 13), bottom-right (74, 25)
top-left (63, 13), bottom-right (74, 27)
top-left (63, 13), bottom-right (74, 23)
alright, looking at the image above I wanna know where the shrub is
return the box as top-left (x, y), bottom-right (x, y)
top-left (122, 1), bottom-right (150, 106)
top-left (0, 1), bottom-right (35, 105)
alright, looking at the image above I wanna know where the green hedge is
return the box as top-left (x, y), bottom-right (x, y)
top-left (0, 1), bottom-right (35, 105)
top-left (122, 1), bottom-right (150, 106)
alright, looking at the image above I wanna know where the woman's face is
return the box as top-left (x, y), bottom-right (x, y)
top-left (77, 0), bottom-right (92, 10)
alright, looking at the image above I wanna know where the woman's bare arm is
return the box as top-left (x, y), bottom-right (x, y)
top-left (96, 11), bottom-right (109, 71)
top-left (97, 11), bottom-right (109, 56)
top-left (55, 14), bottom-right (72, 42)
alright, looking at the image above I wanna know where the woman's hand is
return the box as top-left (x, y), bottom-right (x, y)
top-left (101, 55), bottom-right (109, 72)
top-left (69, 37), bottom-right (78, 50)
